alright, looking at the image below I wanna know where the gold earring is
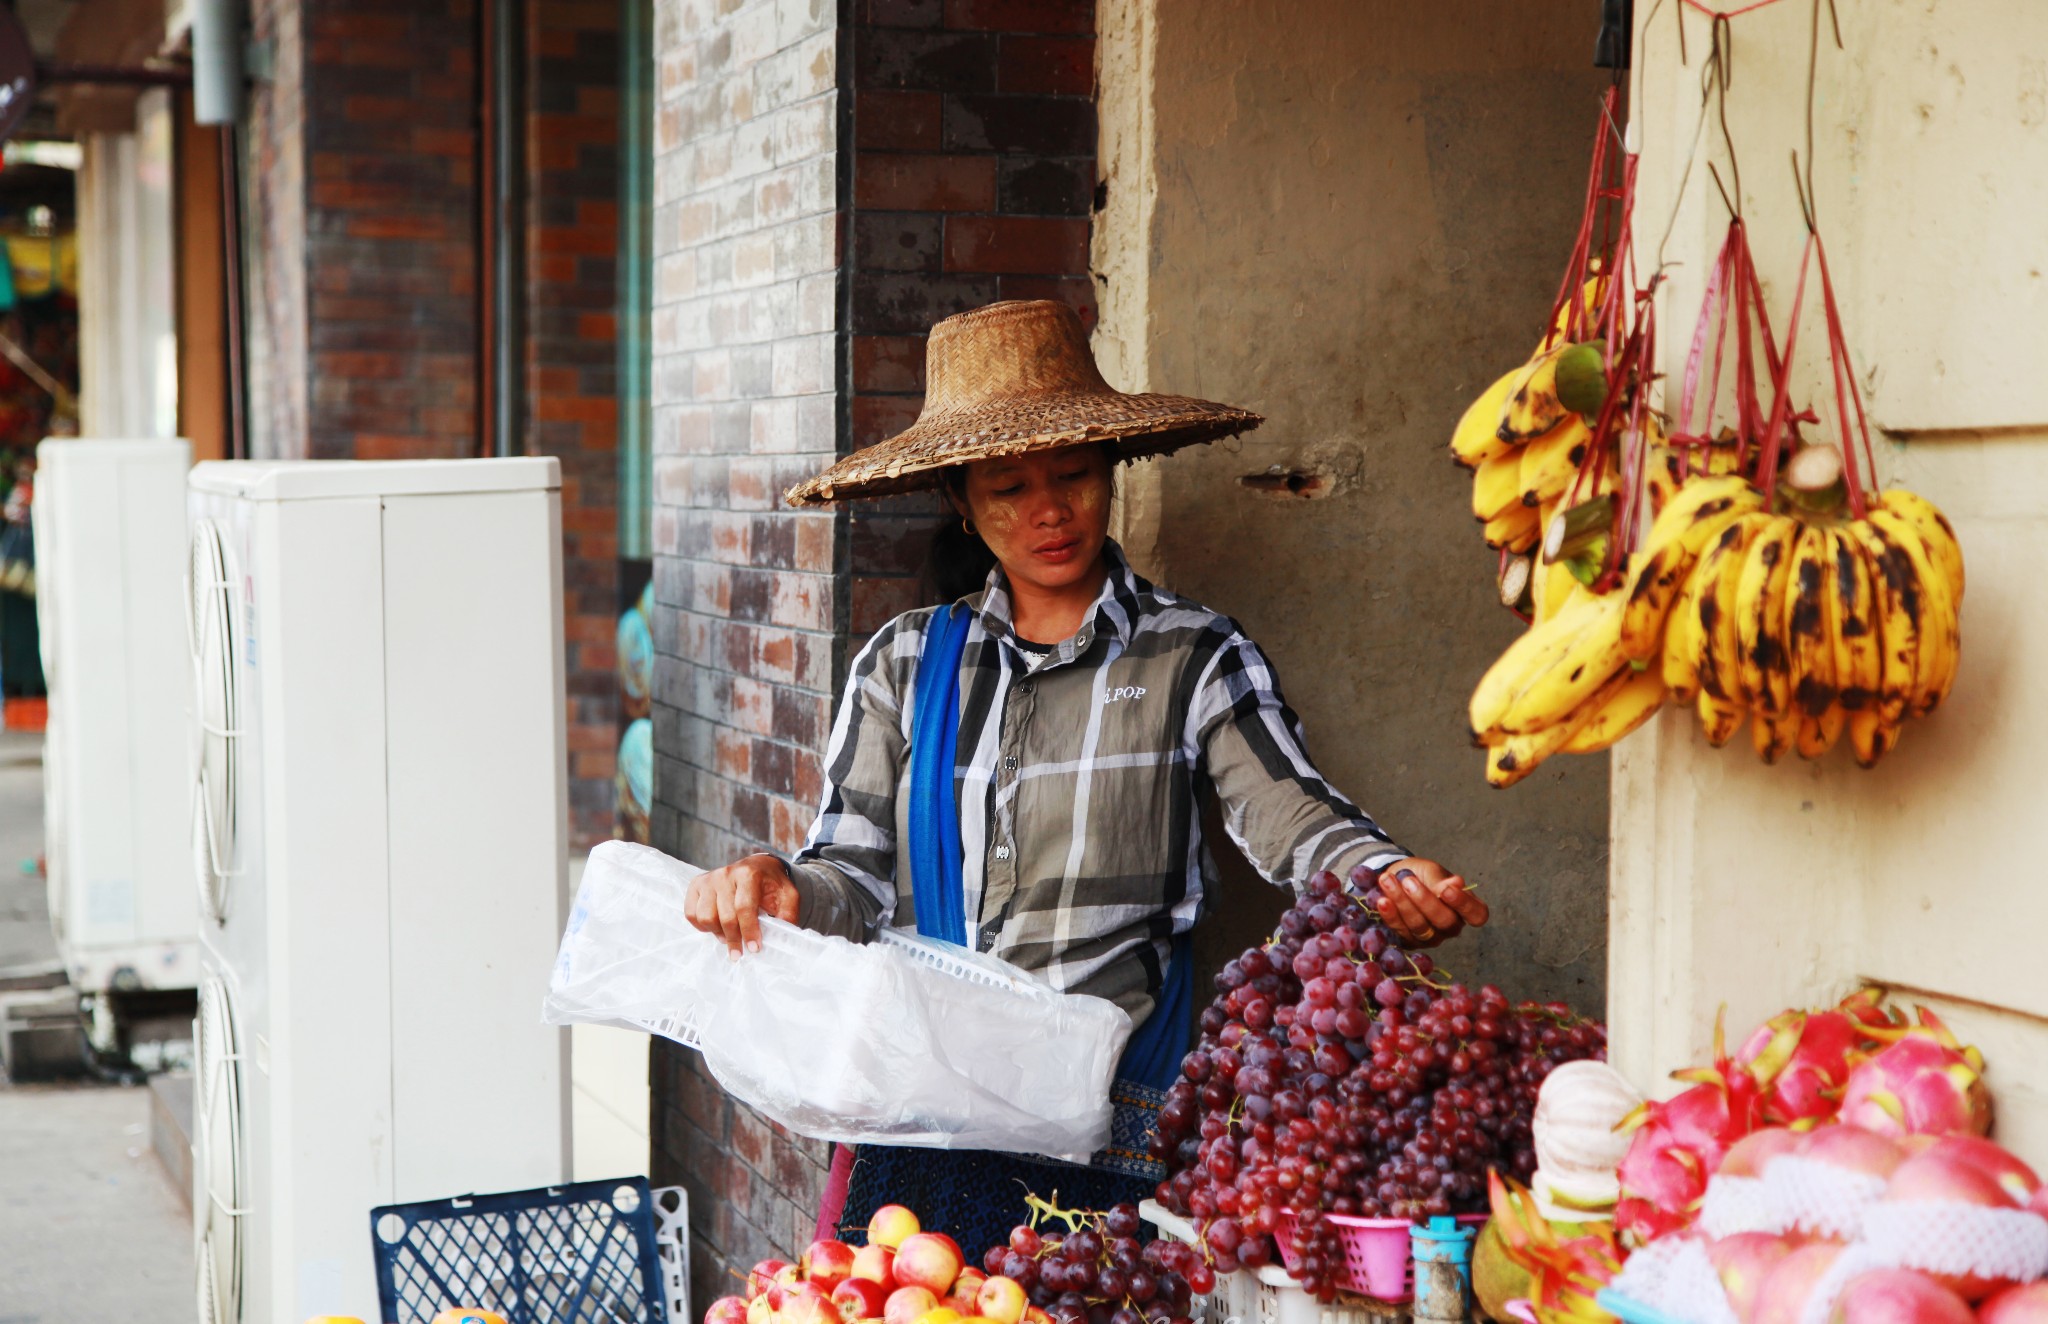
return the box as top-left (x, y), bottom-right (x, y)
top-left (962, 517), bottom-right (976, 536)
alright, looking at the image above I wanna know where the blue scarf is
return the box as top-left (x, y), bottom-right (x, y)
top-left (906, 604), bottom-right (1190, 1091)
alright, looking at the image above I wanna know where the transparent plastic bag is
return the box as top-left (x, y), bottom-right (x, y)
top-left (544, 842), bottom-right (1133, 1162)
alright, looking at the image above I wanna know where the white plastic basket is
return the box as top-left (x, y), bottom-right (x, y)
top-left (1142, 1202), bottom-right (1401, 1324)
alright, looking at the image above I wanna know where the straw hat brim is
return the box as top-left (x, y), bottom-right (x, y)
top-left (784, 390), bottom-right (1263, 506)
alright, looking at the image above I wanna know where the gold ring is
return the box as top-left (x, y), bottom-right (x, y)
top-left (1418, 925), bottom-right (1437, 942)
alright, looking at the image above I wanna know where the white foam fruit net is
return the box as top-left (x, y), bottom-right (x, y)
top-left (1760, 1157), bottom-right (1888, 1242)
top-left (1697, 1174), bottom-right (1785, 1240)
top-left (1859, 1201), bottom-right (2048, 1284)
top-left (1608, 1238), bottom-right (1742, 1324)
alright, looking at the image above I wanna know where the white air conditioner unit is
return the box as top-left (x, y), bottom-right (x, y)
top-left (32, 438), bottom-right (198, 999)
top-left (186, 458), bottom-right (572, 1324)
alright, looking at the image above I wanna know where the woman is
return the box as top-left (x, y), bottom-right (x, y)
top-left (683, 300), bottom-right (1486, 1246)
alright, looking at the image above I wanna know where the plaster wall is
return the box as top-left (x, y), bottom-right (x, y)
top-left (1094, 1), bottom-right (1613, 1010)
top-left (1615, 0), bottom-right (2048, 1158)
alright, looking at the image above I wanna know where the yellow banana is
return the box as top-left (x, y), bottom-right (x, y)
top-left (1561, 666), bottom-right (1667, 753)
top-left (1734, 515), bottom-right (1800, 718)
top-left (1875, 489), bottom-right (1964, 602)
top-left (1697, 690), bottom-right (1747, 747)
top-left (1618, 490), bottom-right (1761, 661)
top-left (1486, 667), bottom-right (1629, 788)
top-left (1473, 451), bottom-right (1526, 523)
top-left (1500, 343), bottom-right (1570, 443)
top-left (1661, 553), bottom-right (1713, 703)
top-left (1469, 590), bottom-right (1610, 738)
top-left (1450, 366), bottom-right (1525, 469)
top-left (1517, 415), bottom-right (1594, 508)
top-left (1751, 705), bottom-right (1800, 764)
top-left (1848, 706), bottom-right (1899, 769)
top-left (1691, 512), bottom-right (1773, 705)
top-left (1789, 528), bottom-right (1843, 759)
top-left (1484, 501), bottom-right (1542, 554)
top-left (1545, 275), bottom-right (1607, 350)
top-left (1868, 509), bottom-right (1959, 717)
top-left (1845, 517), bottom-right (1921, 727)
top-left (1640, 474), bottom-right (1762, 561)
top-left (1500, 594), bottom-right (1629, 735)
top-left (1534, 555), bottom-right (1583, 626)
top-left (1829, 528), bottom-right (1883, 721)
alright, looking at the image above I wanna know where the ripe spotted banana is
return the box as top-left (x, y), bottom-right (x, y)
top-left (1499, 593), bottom-right (1630, 736)
top-left (1517, 415), bottom-right (1594, 508)
top-left (1661, 549), bottom-right (1715, 704)
top-left (1469, 590), bottom-right (1609, 739)
top-left (1639, 474), bottom-right (1762, 561)
top-left (1734, 515), bottom-right (1800, 719)
top-left (1473, 451), bottom-right (1525, 523)
top-left (1751, 706), bottom-right (1800, 765)
top-left (1848, 706), bottom-right (1899, 769)
top-left (1500, 343), bottom-right (1571, 444)
top-left (1829, 530), bottom-right (1884, 721)
top-left (1868, 508), bottom-right (1959, 717)
top-left (1697, 690), bottom-right (1747, 748)
top-left (1875, 489), bottom-right (1964, 602)
top-left (1619, 488), bottom-right (1762, 661)
top-left (1450, 366), bottom-right (1525, 469)
top-left (1691, 512), bottom-right (1773, 705)
top-left (1484, 501), bottom-right (1542, 554)
top-left (1561, 666), bottom-right (1667, 753)
top-left (1485, 667), bottom-right (1630, 787)
top-left (1788, 527), bottom-right (1843, 759)
top-left (1844, 517), bottom-right (1922, 727)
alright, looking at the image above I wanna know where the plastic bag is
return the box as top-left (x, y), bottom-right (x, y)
top-left (544, 841), bottom-right (1133, 1162)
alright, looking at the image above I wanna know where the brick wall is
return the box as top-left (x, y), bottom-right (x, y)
top-left (238, 0), bottom-right (624, 846)
top-left (303, 0), bottom-right (480, 461)
top-left (527, 0), bottom-right (628, 848)
top-left (845, 0), bottom-right (1099, 636)
top-left (646, 0), bottom-right (1101, 1302)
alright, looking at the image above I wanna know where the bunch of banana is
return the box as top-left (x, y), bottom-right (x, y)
top-left (1453, 278), bottom-right (1617, 565)
top-left (1468, 475), bottom-right (1768, 786)
top-left (1655, 479), bottom-right (1964, 766)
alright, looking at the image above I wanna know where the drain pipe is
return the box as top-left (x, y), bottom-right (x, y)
top-left (480, 0), bottom-right (524, 458)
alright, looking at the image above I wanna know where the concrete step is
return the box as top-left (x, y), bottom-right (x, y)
top-left (0, 988), bottom-right (86, 1081)
top-left (148, 1072), bottom-right (193, 1212)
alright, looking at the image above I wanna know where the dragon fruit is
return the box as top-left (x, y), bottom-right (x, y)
top-left (1837, 1010), bottom-right (1992, 1139)
top-left (1616, 1018), bottom-right (1764, 1242)
top-left (1737, 990), bottom-right (1898, 1126)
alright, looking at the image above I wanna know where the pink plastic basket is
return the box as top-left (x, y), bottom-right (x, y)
top-left (1273, 1211), bottom-right (1487, 1302)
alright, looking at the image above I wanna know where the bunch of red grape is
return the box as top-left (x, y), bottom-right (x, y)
top-left (1150, 866), bottom-right (1605, 1301)
top-left (982, 1202), bottom-right (1205, 1324)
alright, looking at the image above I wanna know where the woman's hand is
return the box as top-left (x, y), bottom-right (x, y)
top-left (685, 853), bottom-right (801, 958)
top-left (1372, 857), bottom-right (1488, 949)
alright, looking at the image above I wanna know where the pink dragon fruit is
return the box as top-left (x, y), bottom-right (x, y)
top-left (1617, 1017), bottom-right (1764, 1242)
top-left (1837, 1009), bottom-right (1992, 1139)
top-left (1736, 989), bottom-right (1898, 1126)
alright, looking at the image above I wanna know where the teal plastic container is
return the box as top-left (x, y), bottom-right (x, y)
top-left (1409, 1215), bottom-right (1477, 1321)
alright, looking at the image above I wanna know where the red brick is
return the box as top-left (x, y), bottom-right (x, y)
top-left (997, 274), bottom-right (1097, 328)
top-left (851, 393), bottom-right (922, 446)
top-left (577, 312), bottom-right (617, 340)
top-left (997, 35), bottom-right (1093, 95)
top-left (855, 90), bottom-right (943, 151)
top-left (347, 213), bottom-right (456, 241)
top-left (942, 215), bottom-right (1088, 274)
top-left (852, 335), bottom-right (926, 393)
top-left (854, 154), bottom-right (996, 212)
top-left (944, 0), bottom-right (1091, 34)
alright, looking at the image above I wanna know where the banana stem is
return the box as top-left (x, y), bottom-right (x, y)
top-left (1545, 493), bottom-right (1617, 562)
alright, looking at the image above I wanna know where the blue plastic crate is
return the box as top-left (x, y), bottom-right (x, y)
top-left (371, 1177), bottom-right (668, 1324)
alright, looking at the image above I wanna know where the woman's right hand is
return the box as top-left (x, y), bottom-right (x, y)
top-left (685, 853), bottom-right (801, 958)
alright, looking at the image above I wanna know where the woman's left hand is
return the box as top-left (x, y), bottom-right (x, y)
top-left (1372, 857), bottom-right (1488, 948)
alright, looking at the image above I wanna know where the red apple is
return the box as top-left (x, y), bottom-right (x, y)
top-left (785, 1283), bottom-right (844, 1324)
top-left (851, 1244), bottom-right (896, 1287)
top-left (748, 1296), bottom-right (776, 1324)
top-left (951, 1270), bottom-right (986, 1301)
top-left (707, 1296), bottom-right (751, 1324)
top-left (1755, 1242), bottom-right (1847, 1324)
top-left (893, 1233), bottom-right (966, 1296)
top-left (1828, 1269), bottom-right (1972, 1324)
top-left (975, 1276), bottom-right (1027, 1324)
top-left (752, 1261), bottom-right (795, 1297)
top-left (777, 1264), bottom-right (806, 1289)
top-left (1709, 1233), bottom-right (1800, 1324)
top-left (805, 1240), bottom-right (859, 1291)
top-left (1981, 1282), bottom-right (2048, 1324)
top-left (868, 1205), bottom-right (922, 1251)
top-left (834, 1278), bottom-right (891, 1321)
top-left (1021, 1308), bottom-right (1053, 1324)
top-left (884, 1285), bottom-right (940, 1324)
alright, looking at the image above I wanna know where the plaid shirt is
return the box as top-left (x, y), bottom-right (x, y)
top-left (787, 541), bottom-right (1408, 1025)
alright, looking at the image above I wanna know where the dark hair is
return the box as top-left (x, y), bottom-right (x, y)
top-left (920, 443), bottom-right (1119, 604)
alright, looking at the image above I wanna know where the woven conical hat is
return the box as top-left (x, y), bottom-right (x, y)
top-left (785, 300), bottom-right (1261, 506)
